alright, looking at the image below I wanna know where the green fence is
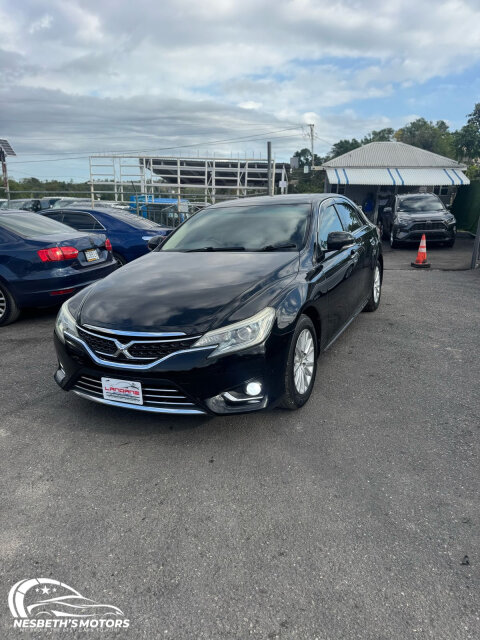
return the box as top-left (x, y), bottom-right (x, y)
top-left (452, 183), bottom-right (480, 234)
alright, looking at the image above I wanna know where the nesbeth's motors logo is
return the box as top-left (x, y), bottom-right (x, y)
top-left (8, 578), bottom-right (130, 630)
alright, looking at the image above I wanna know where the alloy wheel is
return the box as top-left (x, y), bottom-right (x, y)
top-left (0, 288), bottom-right (6, 319)
top-left (373, 265), bottom-right (381, 303)
top-left (293, 328), bottom-right (315, 395)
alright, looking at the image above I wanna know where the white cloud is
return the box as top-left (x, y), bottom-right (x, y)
top-left (1, 0), bottom-right (479, 175)
top-left (28, 13), bottom-right (52, 34)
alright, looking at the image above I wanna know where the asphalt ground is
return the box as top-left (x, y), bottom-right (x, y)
top-left (1, 254), bottom-right (479, 638)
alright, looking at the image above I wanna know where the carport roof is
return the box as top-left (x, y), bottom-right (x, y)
top-left (326, 167), bottom-right (469, 186)
top-left (321, 141), bottom-right (467, 170)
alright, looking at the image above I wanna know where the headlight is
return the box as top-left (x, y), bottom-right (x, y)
top-left (193, 307), bottom-right (276, 357)
top-left (396, 217), bottom-right (409, 227)
top-left (55, 301), bottom-right (78, 343)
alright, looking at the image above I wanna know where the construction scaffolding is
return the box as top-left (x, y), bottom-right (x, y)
top-left (88, 154), bottom-right (289, 207)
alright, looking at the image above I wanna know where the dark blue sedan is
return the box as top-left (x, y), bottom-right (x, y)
top-left (40, 206), bottom-right (172, 265)
top-left (0, 211), bottom-right (117, 326)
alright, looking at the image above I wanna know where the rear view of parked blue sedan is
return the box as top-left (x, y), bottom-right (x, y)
top-left (40, 206), bottom-right (171, 265)
top-left (0, 211), bottom-right (117, 326)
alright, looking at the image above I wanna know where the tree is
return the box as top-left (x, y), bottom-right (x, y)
top-left (289, 148), bottom-right (325, 193)
top-left (466, 103), bottom-right (480, 129)
top-left (327, 138), bottom-right (361, 160)
top-left (361, 128), bottom-right (395, 144)
top-left (394, 118), bottom-right (455, 158)
top-left (453, 104), bottom-right (480, 163)
top-left (453, 123), bottom-right (480, 163)
top-left (292, 148), bottom-right (322, 168)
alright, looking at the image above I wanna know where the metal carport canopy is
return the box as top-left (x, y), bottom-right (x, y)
top-left (326, 167), bottom-right (470, 186)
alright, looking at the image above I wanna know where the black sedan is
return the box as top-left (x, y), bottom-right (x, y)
top-left (0, 211), bottom-right (117, 326)
top-left (379, 193), bottom-right (456, 248)
top-left (53, 194), bottom-right (382, 415)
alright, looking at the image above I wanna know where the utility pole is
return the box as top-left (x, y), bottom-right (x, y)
top-left (308, 123), bottom-right (315, 169)
top-left (0, 149), bottom-right (9, 201)
top-left (0, 139), bottom-right (15, 202)
top-left (267, 141), bottom-right (273, 196)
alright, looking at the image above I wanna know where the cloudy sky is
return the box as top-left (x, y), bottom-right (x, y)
top-left (1, 0), bottom-right (480, 181)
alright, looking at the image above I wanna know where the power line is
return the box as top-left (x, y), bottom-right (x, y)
top-left (8, 128), bottom-right (305, 164)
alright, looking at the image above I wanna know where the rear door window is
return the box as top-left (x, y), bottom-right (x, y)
top-left (61, 211), bottom-right (103, 230)
top-left (42, 212), bottom-right (65, 223)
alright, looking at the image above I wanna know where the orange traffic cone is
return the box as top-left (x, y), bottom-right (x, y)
top-left (411, 234), bottom-right (430, 268)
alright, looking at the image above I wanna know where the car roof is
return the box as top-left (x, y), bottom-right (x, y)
top-left (208, 193), bottom-right (338, 208)
top-left (57, 206), bottom-right (134, 217)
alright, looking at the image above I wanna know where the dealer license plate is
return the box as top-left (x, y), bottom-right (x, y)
top-left (101, 377), bottom-right (143, 405)
top-left (85, 249), bottom-right (99, 262)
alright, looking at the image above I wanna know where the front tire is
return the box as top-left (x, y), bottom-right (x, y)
top-left (0, 282), bottom-right (21, 326)
top-left (390, 228), bottom-right (399, 249)
top-left (280, 315), bottom-right (317, 410)
top-left (363, 261), bottom-right (382, 312)
top-left (445, 238), bottom-right (455, 248)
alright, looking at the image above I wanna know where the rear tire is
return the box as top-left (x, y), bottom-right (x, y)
top-left (280, 315), bottom-right (318, 410)
top-left (113, 252), bottom-right (127, 266)
top-left (363, 261), bottom-right (382, 312)
top-left (0, 282), bottom-right (21, 326)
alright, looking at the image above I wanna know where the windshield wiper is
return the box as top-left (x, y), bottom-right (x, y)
top-left (258, 242), bottom-right (298, 251)
top-left (186, 246), bottom-right (245, 252)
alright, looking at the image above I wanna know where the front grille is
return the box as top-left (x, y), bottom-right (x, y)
top-left (78, 328), bottom-right (117, 355)
top-left (76, 326), bottom-right (198, 362)
top-left (411, 221), bottom-right (446, 231)
top-left (73, 374), bottom-right (197, 409)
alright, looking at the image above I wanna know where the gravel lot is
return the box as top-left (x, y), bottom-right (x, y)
top-left (1, 258), bottom-right (479, 638)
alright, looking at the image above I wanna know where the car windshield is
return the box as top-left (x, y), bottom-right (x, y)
top-left (0, 212), bottom-right (79, 238)
top-left (161, 203), bottom-right (311, 252)
top-left (398, 196), bottom-right (445, 213)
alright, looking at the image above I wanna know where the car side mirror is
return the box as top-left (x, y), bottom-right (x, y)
top-left (383, 206), bottom-right (392, 214)
top-left (147, 235), bottom-right (166, 251)
top-left (446, 204), bottom-right (452, 210)
top-left (327, 231), bottom-right (355, 252)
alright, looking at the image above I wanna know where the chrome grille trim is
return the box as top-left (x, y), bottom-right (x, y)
top-left (76, 325), bottom-right (201, 363)
top-left (65, 331), bottom-right (212, 370)
top-left (72, 391), bottom-right (205, 415)
top-left (72, 375), bottom-right (203, 414)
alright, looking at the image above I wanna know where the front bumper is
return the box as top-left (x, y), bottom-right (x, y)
top-left (53, 328), bottom-right (291, 415)
top-left (393, 224), bottom-right (455, 244)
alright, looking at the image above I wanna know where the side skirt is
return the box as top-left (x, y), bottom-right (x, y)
top-left (322, 295), bottom-right (370, 353)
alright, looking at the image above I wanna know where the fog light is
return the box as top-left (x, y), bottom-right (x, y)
top-left (246, 382), bottom-right (262, 396)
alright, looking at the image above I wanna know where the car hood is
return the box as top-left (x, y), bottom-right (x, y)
top-left (78, 251), bottom-right (299, 333)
